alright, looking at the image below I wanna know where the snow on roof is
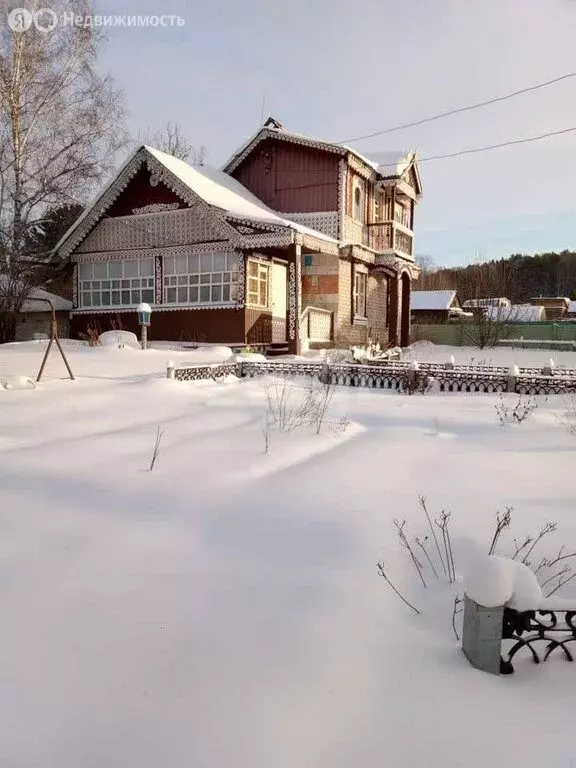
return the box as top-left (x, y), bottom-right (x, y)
top-left (485, 304), bottom-right (545, 322)
top-left (55, 146), bottom-right (339, 255)
top-left (21, 288), bottom-right (72, 312)
top-left (222, 124), bottom-right (415, 180)
top-left (410, 290), bottom-right (457, 311)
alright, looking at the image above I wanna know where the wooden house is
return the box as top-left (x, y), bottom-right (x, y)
top-left (410, 290), bottom-right (471, 323)
top-left (527, 296), bottom-right (570, 321)
top-left (56, 119), bottom-right (421, 352)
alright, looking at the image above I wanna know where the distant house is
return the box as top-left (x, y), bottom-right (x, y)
top-left (485, 304), bottom-right (545, 323)
top-left (411, 290), bottom-right (471, 323)
top-left (462, 297), bottom-right (511, 310)
top-left (527, 296), bottom-right (570, 320)
top-left (567, 300), bottom-right (576, 318)
top-left (16, 288), bottom-right (71, 341)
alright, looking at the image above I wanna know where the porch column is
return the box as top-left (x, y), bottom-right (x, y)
top-left (388, 274), bottom-right (401, 348)
top-left (287, 243), bottom-right (302, 355)
top-left (400, 273), bottom-right (411, 347)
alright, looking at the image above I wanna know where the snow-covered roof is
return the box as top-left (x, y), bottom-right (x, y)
top-left (54, 145), bottom-right (339, 256)
top-left (222, 122), bottom-right (418, 183)
top-left (485, 304), bottom-right (545, 322)
top-left (462, 297), bottom-right (511, 308)
top-left (21, 288), bottom-right (72, 313)
top-left (411, 290), bottom-right (457, 311)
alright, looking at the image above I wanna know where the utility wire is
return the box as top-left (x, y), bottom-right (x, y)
top-left (338, 71), bottom-right (576, 143)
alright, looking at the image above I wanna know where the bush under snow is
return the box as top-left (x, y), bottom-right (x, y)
top-left (465, 555), bottom-right (542, 612)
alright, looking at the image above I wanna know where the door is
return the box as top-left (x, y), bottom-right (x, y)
top-left (271, 262), bottom-right (287, 342)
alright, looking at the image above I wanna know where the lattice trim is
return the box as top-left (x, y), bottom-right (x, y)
top-left (72, 264), bottom-right (78, 309)
top-left (288, 262), bottom-right (296, 341)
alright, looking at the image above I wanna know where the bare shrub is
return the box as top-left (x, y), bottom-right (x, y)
top-left (557, 393), bottom-right (576, 435)
top-left (79, 323), bottom-right (101, 347)
top-left (263, 367), bottom-right (339, 442)
top-left (399, 368), bottom-right (434, 395)
top-left (377, 562), bottom-right (421, 615)
top-left (495, 393), bottom-right (537, 426)
top-left (149, 427), bottom-right (164, 472)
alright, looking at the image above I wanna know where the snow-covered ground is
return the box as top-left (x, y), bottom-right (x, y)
top-left (1, 340), bottom-right (576, 767)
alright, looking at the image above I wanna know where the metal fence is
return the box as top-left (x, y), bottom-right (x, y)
top-left (167, 358), bottom-right (576, 395)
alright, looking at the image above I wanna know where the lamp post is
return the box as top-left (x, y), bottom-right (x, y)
top-left (137, 302), bottom-right (152, 350)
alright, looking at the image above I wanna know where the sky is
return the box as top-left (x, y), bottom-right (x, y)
top-left (96, 0), bottom-right (576, 267)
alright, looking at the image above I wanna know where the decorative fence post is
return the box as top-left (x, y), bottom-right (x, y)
top-left (461, 595), bottom-right (505, 676)
top-left (507, 365), bottom-right (519, 393)
top-left (167, 360), bottom-right (175, 380)
top-left (542, 358), bottom-right (555, 377)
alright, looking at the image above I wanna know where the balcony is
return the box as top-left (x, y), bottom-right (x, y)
top-left (367, 221), bottom-right (414, 257)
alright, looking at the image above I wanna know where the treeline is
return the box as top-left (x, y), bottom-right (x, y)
top-left (418, 251), bottom-right (576, 303)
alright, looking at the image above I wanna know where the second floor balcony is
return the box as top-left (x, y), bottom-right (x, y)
top-left (367, 221), bottom-right (414, 257)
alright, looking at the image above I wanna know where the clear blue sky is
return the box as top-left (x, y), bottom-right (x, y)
top-left (98, 0), bottom-right (576, 267)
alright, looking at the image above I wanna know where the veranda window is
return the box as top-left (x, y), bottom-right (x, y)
top-left (247, 260), bottom-right (269, 308)
top-left (163, 252), bottom-right (240, 304)
top-left (354, 270), bottom-right (367, 319)
top-left (79, 258), bottom-right (154, 308)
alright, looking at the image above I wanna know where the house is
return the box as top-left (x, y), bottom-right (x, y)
top-left (462, 297), bottom-right (511, 310)
top-left (55, 118), bottom-right (422, 352)
top-left (410, 290), bottom-right (470, 323)
top-left (567, 300), bottom-right (576, 318)
top-left (485, 304), bottom-right (546, 322)
top-left (527, 296), bottom-right (570, 320)
top-left (15, 287), bottom-right (71, 341)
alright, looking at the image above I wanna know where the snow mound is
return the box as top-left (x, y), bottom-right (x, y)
top-left (1, 375), bottom-right (36, 390)
top-left (181, 346), bottom-right (234, 364)
top-left (465, 555), bottom-right (542, 611)
top-left (99, 330), bottom-right (139, 348)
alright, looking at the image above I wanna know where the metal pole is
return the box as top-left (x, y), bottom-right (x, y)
top-left (141, 324), bottom-right (148, 350)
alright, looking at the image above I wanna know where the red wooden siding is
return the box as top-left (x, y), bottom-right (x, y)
top-left (232, 138), bottom-right (340, 212)
top-left (106, 166), bottom-right (187, 217)
top-left (71, 308), bottom-right (246, 344)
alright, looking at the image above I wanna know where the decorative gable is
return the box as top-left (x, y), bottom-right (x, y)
top-left (106, 165), bottom-right (187, 217)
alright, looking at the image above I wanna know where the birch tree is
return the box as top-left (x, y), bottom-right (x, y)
top-left (140, 121), bottom-right (207, 164)
top-left (0, 0), bottom-right (127, 341)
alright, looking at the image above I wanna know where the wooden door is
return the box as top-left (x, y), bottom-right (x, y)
top-left (271, 262), bottom-right (287, 342)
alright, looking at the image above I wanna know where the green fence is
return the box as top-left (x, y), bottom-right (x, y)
top-left (412, 322), bottom-right (576, 347)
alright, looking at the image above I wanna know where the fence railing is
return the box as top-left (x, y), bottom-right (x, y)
top-left (463, 596), bottom-right (576, 675)
top-left (167, 358), bottom-right (576, 394)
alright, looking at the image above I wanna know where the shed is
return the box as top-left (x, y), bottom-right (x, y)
top-left (16, 288), bottom-right (72, 341)
top-left (527, 296), bottom-right (570, 320)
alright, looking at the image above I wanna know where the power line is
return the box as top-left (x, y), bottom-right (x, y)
top-left (338, 71), bottom-right (576, 143)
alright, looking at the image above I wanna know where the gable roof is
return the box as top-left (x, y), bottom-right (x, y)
top-left (22, 287), bottom-right (72, 313)
top-left (411, 290), bottom-right (457, 311)
top-left (54, 145), bottom-right (338, 257)
top-left (222, 120), bottom-right (421, 191)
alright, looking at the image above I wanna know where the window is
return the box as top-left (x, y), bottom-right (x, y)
top-left (247, 260), bottom-right (269, 307)
top-left (394, 200), bottom-right (411, 228)
top-left (354, 270), bottom-right (367, 319)
top-left (352, 179), bottom-right (365, 221)
top-left (79, 259), bottom-right (154, 308)
top-left (374, 194), bottom-right (382, 223)
top-left (163, 251), bottom-right (240, 304)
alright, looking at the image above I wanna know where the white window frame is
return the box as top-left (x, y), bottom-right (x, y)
top-left (352, 178), bottom-right (365, 222)
top-left (354, 270), bottom-right (367, 319)
top-left (163, 251), bottom-right (240, 306)
top-left (79, 258), bottom-right (154, 309)
top-left (247, 259), bottom-right (269, 308)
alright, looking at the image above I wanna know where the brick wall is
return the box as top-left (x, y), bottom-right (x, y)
top-left (335, 261), bottom-right (389, 347)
